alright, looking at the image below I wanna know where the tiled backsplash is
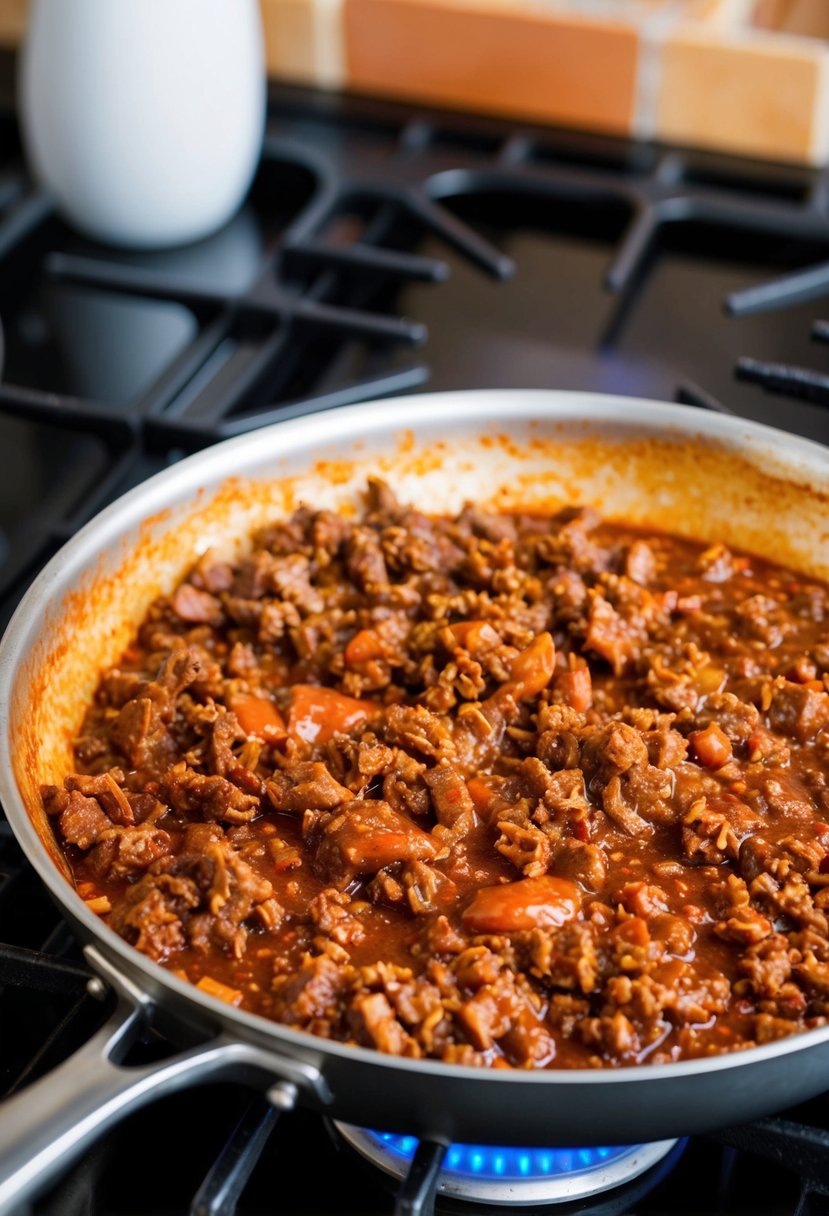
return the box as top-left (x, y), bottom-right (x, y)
top-left (2, 0), bottom-right (829, 164)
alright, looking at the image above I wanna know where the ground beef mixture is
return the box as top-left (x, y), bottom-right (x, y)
top-left (42, 480), bottom-right (829, 1069)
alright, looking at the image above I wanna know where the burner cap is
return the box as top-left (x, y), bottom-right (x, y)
top-left (333, 1124), bottom-right (680, 1207)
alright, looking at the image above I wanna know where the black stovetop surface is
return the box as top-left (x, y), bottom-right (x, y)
top-left (4, 64), bottom-right (829, 1216)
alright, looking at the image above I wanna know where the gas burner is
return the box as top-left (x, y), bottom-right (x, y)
top-left (334, 1124), bottom-right (682, 1208)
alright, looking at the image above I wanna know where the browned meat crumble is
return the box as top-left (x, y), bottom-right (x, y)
top-left (42, 481), bottom-right (829, 1068)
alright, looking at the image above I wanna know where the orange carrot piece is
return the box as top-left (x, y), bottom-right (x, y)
top-left (229, 693), bottom-right (286, 741)
top-left (467, 777), bottom-right (500, 814)
top-left (504, 632), bottom-right (556, 700)
top-left (289, 684), bottom-right (381, 746)
top-left (688, 722), bottom-right (732, 769)
top-left (462, 876), bottom-right (580, 934)
top-left (344, 629), bottom-right (385, 666)
top-left (555, 666), bottom-right (592, 713)
top-left (84, 895), bottom-right (112, 915)
top-left (196, 975), bottom-right (243, 1006)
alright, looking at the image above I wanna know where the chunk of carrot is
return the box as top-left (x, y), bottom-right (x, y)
top-left (462, 875), bottom-right (580, 933)
top-left (344, 629), bottom-right (385, 666)
top-left (84, 896), bottom-right (112, 915)
top-left (554, 666), bottom-right (592, 713)
top-left (196, 975), bottom-right (243, 1006)
top-left (289, 684), bottom-right (381, 746)
top-left (503, 632), bottom-right (556, 700)
top-left (688, 722), bottom-right (732, 769)
top-left (466, 777), bottom-right (499, 814)
top-left (229, 693), bottom-right (286, 741)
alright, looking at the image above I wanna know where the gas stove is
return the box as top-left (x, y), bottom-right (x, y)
top-left (4, 53), bottom-right (829, 1216)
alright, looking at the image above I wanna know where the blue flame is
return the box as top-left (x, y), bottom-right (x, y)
top-left (370, 1133), bottom-right (636, 1181)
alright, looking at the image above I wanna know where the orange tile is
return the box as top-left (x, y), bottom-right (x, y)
top-left (656, 29), bottom-right (828, 163)
top-left (260, 0), bottom-right (318, 83)
top-left (260, 0), bottom-right (344, 87)
top-left (686, 0), bottom-right (756, 25)
top-left (753, 0), bottom-right (829, 37)
top-left (344, 0), bottom-right (640, 135)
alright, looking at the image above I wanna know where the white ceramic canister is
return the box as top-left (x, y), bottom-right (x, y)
top-left (18, 0), bottom-right (267, 249)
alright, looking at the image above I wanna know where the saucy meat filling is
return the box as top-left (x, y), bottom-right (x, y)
top-left (42, 482), bottom-right (829, 1068)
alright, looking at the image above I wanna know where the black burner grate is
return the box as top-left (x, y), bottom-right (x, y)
top-left (735, 318), bottom-right (829, 410)
top-left (3, 82), bottom-right (829, 453)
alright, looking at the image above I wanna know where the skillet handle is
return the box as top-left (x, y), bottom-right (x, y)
top-left (0, 954), bottom-right (328, 1216)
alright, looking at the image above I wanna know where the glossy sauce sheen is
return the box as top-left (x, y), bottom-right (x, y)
top-left (40, 488), bottom-right (829, 1069)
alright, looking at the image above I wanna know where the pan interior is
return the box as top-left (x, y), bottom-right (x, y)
top-left (334, 1124), bottom-right (682, 1206)
top-left (8, 391), bottom-right (829, 1125)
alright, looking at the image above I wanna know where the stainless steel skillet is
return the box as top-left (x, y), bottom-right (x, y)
top-left (2, 389), bottom-right (829, 1213)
